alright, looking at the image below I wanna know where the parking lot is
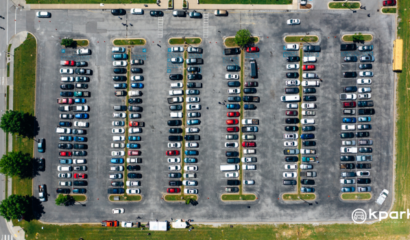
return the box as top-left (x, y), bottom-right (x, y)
top-left (32, 9), bottom-right (395, 223)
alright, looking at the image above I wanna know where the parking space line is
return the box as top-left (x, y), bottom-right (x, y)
top-left (158, 17), bottom-right (163, 39)
top-left (203, 13), bottom-right (209, 39)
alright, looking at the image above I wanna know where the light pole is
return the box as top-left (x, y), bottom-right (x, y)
top-left (298, 196), bottom-right (312, 206)
top-left (3, 51), bottom-right (13, 57)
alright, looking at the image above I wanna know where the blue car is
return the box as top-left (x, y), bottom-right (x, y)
top-left (127, 143), bottom-right (140, 149)
top-left (358, 117), bottom-right (371, 122)
top-left (110, 158), bottom-right (124, 164)
top-left (128, 136), bottom-right (141, 141)
top-left (60, 91), bottom-right (74, 97)
top-left (59, 136), bottom-right (73, 141)
top-left (37, 139), bottom-right (45, 153)
top-left (59, 121), bottom-right (72, 127)
top-left (301, 187), bottom-right (315, 193)
top-left (74, 136), bottom-right (87, 142)
top-left (343, 117), bottom-right (356, 123)
top-left (185, 150), bottom-right (198, 155)
top-left (184, 158), bottom-right (197, 163)
top-left (131, 83), bottom-right (144, 88)
top-left (226, 104), bottom-right (240, 109)
top-left (187, 119), bottom-right (200, 125)
top-left (73, 188), bottom-right (87, 194)
top-left (75, 113), bottom-right (89, 119)
top-left (341, 187), bottom-right (355, 192)
top-left (244, 104), bottom-right (256, 110)
top-left (60, 159), bottom-right (72, 164)
top-left (301, 134), bottom-right (314, 139)
top-left (74, 98), bottom-right (86, 104)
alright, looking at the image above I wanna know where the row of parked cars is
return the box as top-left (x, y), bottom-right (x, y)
top-left (110, 47), bottom-right (144, 195)
top-left (339, 44), bottom-right (375, 193)
top-left (56, 48), bottom-right (93, 194)
top-left (166, 47), bottom-right (204, 194)
top-left (110, 8), bottom-right (228, 17)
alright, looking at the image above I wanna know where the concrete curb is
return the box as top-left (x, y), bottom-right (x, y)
top-left (223, 36), bottom-right (260, 48)
top-left (168, 37), bottom-right (202, 46)
top-left (107, 194), bottom-right (143, 202)
top-left (341, 33), bottom-right (374, 43)
top-left (73, 39), bottom-right (90, 47)
top-left (281, 193), bottom-right (317, 202)
top-left (219, 193), bottom-right (257, 202)
top-left (380, 7), bottom-right (397, 15)
top-left (112, 38), bottom-right (146, 47)
top-left (283, 35), bottom-right (319, 44)
top-left (327, 1), bottom-right (361, 10)
top-left (339, 193), bottom-right (372, 202)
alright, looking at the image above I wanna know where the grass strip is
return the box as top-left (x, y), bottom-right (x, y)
top-left (222, 194), bottom-right (256, 201)
top-left (72, 195), bottom-right (86, 202)
top-left (122, 49), bottom-right (131, 196)
top-left (199, 0), bottom-right (292, 4)
top-left (342, 34), bottom-right (373, 42)
top-left (7, 44), bottom-right (11, 54)
top-left (114, 39), bottom-right (145, 46)
top-left (75, 40), bottom-right (89, 47)
top-left (296, 48), bottom-right (303, 195)
top-left (27, 0), bottom-right (156, 3)
top-left (169, 38), bottom-right (201, 45)
top-left (180, 50), bottom-right (188, 195)
top-left (285, 36), bottom-right (318, 43)
top-left (109, 195), bottom-right (141, 201)
top-left (282, 193), bottom-right (315, 201)
top-left (225, 37), bottom-right (259, 48)
top-left (329, 2), bottom-right (360, 9)
top-left (165, 194), bottom-right (197, 201)
top-left (7, 63), bottom-right (10, 77)
top-left (382, 7), bottom-right (396, 13)
top-left (341, 193), bottom-right (371, 200)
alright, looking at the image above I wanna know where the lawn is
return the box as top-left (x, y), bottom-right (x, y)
top-left (27, 0), bottom-right (155, 3)
top-left (329, 2), bottom-right (360, 9)
top-left (72, 195), bottom-right (86, 202)
top-left (225, 37), bottom-right (259, 47)
top-left (114, 39), bottom-right (145, 46)
top-left (75, 39), bottom-right (89, 47)
top-left (169, 38), bottom-right (201, 45)
top-left (164, 194), bottom-right (197, 201)
top-left (282, 193), bottom-right (315, 201)
top-left (285, 36), bottom-right (318, 43)
top-left (341, 193), bottom-right (371, 200)
top-left (382, 7), bottom-right (397, 14)
top-left (7, 62), bottom-right (9, 77)
top-left (109, 195), bottom-right (142, 201)
top-left (221, 194), bottom-right (256, 201)
top-left (199, 0), bottom-right (292, 4)
top-left (342, 34), bottom-right (373, 42)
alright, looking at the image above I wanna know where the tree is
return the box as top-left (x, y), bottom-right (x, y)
top-left (55, 194), bottom-right (71, 206)
top-left (61, 38), bottom-right (74, 47)
top-left (0, 151), bottom-right (32, 178)
top-left (352, 33), bottom-right (364, 42)
top-left (0, 110), bottom-right (25, 134)
top-left (234, 29), bottom-right (252, 49)
top-left (0, 194), bottom-right (30, 221)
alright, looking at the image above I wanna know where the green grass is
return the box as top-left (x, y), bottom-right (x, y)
top-left (114, 39), bottom-right (145, 46)
top-left (296, 48), bottom-right (303, 194)
top-left (199, 0), bottom-right (292, 4)
top-left (27, 0), bottom-right (155, 3)
top-left (165, 194), bottom-right (197, 201)
top-left (341, 193), bottom-right (371, 200)
top-left (225, 37), bottom-right (259, 47)
top-left (285, 36), bottom-right (318, 43)
top-left (7, 62), bottom-right (10, 77)
top-left (169, 38), bottom-right (201, 45)
top-left (7, 44), bottom-right (11, 53)
top-left (342, 34), bottom-right (373, 42)
top-left (109, 195), bottom-right (142, 201)
top-left (221, 194), bottom-right (256, 201)
top-left (282, 193), bottom-right (315, 201)
top-left (382, 7), bottom-right (397, 13)
top-left (75, 40), bottom-right (89, 47)
top-left (329, 2), bottom-right (360, 9)
top-left (72, 195), bottom-right (86, 202)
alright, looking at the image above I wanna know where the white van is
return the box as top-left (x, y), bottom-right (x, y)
top-left (57, 165), bottom-right (72, 171)
top-left (170, 83), bottom-right (183, 88)
top-left (131, 8), bottom-right (144, 15)
top-left (169, 90), bottom-right (183, 96)
top-left (170, 112), bottom-right (183, 118)
top-left (302, 81), bottom-right (320, 87)
top-left (73, 159), bottom-right (86, 164)
top-left (220, 164), bottom-right (239, 172)
top-left (281, 95), bottom-right (300, 102)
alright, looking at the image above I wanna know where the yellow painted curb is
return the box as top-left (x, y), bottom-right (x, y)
top-left (163, 194), bottom-right (198, 202)
top-left (341, 34), bottom-right (374, 43)
top-left (283, 35), bottom-right (319, 43)
top-left (340, 192), bottom-right (373, 201)
top-left (112, 38), bottom-right (146, 47)
top-left (73, 39), bottom-right (89, 47)
top-left (281, 193), bottom-right (317, 201)
top-left (220, 193), bottom-right (258, 202)
top-left (380, 7), bottom-right (397, 15)
top-left (223, 36), bottom-right (260, 48)
top-left (328, 1), bottom-right (361, 10)
top-left (168, 37), bottom-right (203, 46)
top-left (108, 194), bottom-right (143, 202)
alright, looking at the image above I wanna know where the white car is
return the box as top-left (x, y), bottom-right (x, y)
top-left (171, 47), bottom-right (184, 52)
top-left (113, 61), bottom-right (127, 67)
top-left (168, 142), bottom-right (181, 148)
top-left (342, 140), bottom-right (356, 146)
top-left (300, 164), bottom-right (313, 170)
top-left (184, 189), bottom-right (198, 194)
top-left (131, 76), bottom-right (143, 81)
top-left (129, 91), bottom-right (142, 96)
top-left (283, 172), bottom-right (297, 178)
top-left (61, 77), bottom-right (74, 82)
top-left (341, 124), bottom-right (356, 130)
top-left (76, 49), bottom-right (91, 55)
top-left (113, 112), bottom-right (126, 118)
top-left (130, 8), bottom-right (143, 14)
top-left (111, 143), bottom-right (125, 148)
top-left (171, 57), bottom-right (183, 63)
top-left (243, 180), bottom-right (255, 185)
top-left (121, 222), bottom-right (134, 228)
top-left (340, 147), bottom-right (357, 153)
top-left (112, 121), bottom-right (124, 126)
top-left (357, 79), bottom-right (372, 85)
top-left (182, 180), bottom-right (197, 186)
top-left (286, 44), bottom-right (299, 51)
top-left (301, 119), bottom-right (315, 124)
top-left (129, 128), bottom-right (142, 133)
top-left (284, 141), bottom-right (298, 147)
top-left (58, 173), bottom-right (72, 178)
top-left (360, 55), bottom-right (375, 62)
top-left (167, 158), bottom-right (181, 163)
top-left (286, 103), bottom-right (298, 109)
top-left (110, 166), bottom-right (124, 171)
top-left (286, 64), bottom-right (299, 70)
top-left (283, 133), bottom-right (298, 139)
top-left (185, 142), bottom-right (199, 148)
top-left (359, 71), bottom-right (373, 77)
top-left (74, 121), bottom-right (89, 127)
top-left (187, 97), bottom-right (200, 103)
top-left (184, 166), bottom-right (198, 171)
top-left (186, 104), bottom-right (201, 110)
top-left (301, 149), bottom-right (316, 155)
top-left (225, 172), bottom-right (239, 178)
top-left (286, 80), bottom-right (300, 86)
top-left (302, 73), bottom-right (318, 79)
top-left (126, 181), bottom-right (140, 186)
top-left (284, 164), bottom-right (298, 170)
top-left (358, 87), bottom-right (371, 93)
top-left (113, 136), bottom-right (125, 141)
top-left (357, 171), bottom-right (370, 176)
top-left (112, 208), bottom-right (125, 214)
top-left (301, 103), bottom-right (315, 109)
top-left (59, 181), bottom-right (72, 186)
top-left (225, 142), bottom-right (239, 148)
top-left (168, 165), bottom-right (181, 171)
top-left (225, 74), bottom-right (239, 79)
top-left (60, 68), bottom-right (74, 74)
top-left (287, 19), bottom-right (300, 25)
top-left (170, 82), bottom-right (183, 88)
top-left (340, 179), bottom-right (356, 184)
top-left (358, 93), bottom-right (372, 99)
top-left (112, 128), bottom-right (125, 134)
top-left (111, 151), bottom-right (125, 156)
top-left (186, 127), bottom-right (199, 133)
top-left (126, 189), bottom-right (140, 194)
top-left (241, 157), bottom-right (256, 162)
top-left (228, 89), bottom-right (241, 94)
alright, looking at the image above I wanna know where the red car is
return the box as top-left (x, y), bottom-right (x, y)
top-left (227, 112), bottom-right (240, 117)
top-left (302, 65), bottom-right (315, 71)
top-left (245, 81), bottom-right (258, 87)
top-left (59, 151), bottom-right (72, 156)
top-left (226, 119), bottom-right (239, 125)
top-left (61, 60), bottom-right (75, 66)
top-left (246, 47), bottom-right (259, 52)
top-left (129, 121), bottom-right (142, 127)
top-left (57, 98), bottom-right (74, 104)
top-left (227, 127), bottom-right (239, 132)
top-left (166, 150), bottom-right (180, 156)
top-left (74, 173), bottom-right (87, 179)
top-left (167, 188), bottom-right (181, 193)
top-left (383, 0), bottom-right (396, 6)
top-left (242, 142), bottom-right (256, 147)
top-left (343, 102), bottom-right (356, 108)
top-left (128, 150), bottom-right (141, 156)
top-left (286, 111), bottom-right (298, 116)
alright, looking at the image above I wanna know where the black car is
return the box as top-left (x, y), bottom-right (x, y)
top-left (185, 135), bottom-right (200, 141)
top-left (111, 9), bottom-right (126, 15)
top-left (285, 88), bottom-right (299, 94)
top-left (285, 156), bottom-right (298, 162)
top-left (188, 74), bottom-right (202, 80)
top-left (111, 181), bottom-right (124, 187)
top-left (356, 132), bottom-right (370, 138)
top-left (358, 101), bottom-right (374, 107)
top-left (225, 151), bottom-right (239, 157)
top-left (286, 118), bottom-right (299, 124)
top-left (131, 68), bottom-right (143, 73)
top-left (341, 44), bottom-right (357, 51)
top-left (285, 126), bottom-right (298, 132)
top-left (73, 188), bottom-right (87, 194)
top-left (113, 68), bottom-right (127, 74)
top-left (359, 147), bottom-right (372, 153)
top-left (58, 143), bottom-right (72, 149)
top-left (357, 178), bottom-right (371, 184)
top-left (303, 96), bottom-right (316, 101)
top-left (243, 96), bottom-right (259, 102)
top-left (73, 181), bottom-right (87, 186)
top-left (60, 84), bottom-right (74, 90)
top-left (150, 11), bottom-right (164, 17)
top-left (302, 126), bottom-right (315, 131)
top-left (343, 72), bottom-right (357, 78)
top-left (287, 56), bottom-right (300, 62)
top-left (128, 173), bottom-right (142, 178)
top-left (74, 144), bottom-right (87, 149)
top-left (60, 91), bottom-right (74, 97)
top-left (227, 158), bottom-right (240, 163)
top-left (168, 120), bottom-right (182, 126)
top-left (187, 67), bottom-right (200, 72)
top-left (227, 81), bottom-right (240, 87)
top-left (76, 61), bottom-right (87, 67)
top-left (227, 96), bottom-right (241, 102)
top-left (129, 98), bottom-right (142, 104)
top-left (303, 141), bottom-right (316, 146)
top-left (227, 180), bottom-right (240, 185)
top-left (127, 165), bottom-right (140, 171)
top-left (168, 173), bottom-right (182, 178)
top-left (286, 72), bottom-right (299, 78)
top-left (129, 106), bottom-right (142, 112)
top-left (340, 132), bottom-right (355, 138)
top-left (358, 109), bottom-right (375, 115)
top-left (301, 179), bottom-right (315, 185)
top-left (341, 172), bottom-right (356, 177)
top-left (344, 86), bottom-right (357, 92)
top-left (107, 188), bottom-right (125, 194)
top-left (303, 88), bottom-right (316, 94)
top-left (356, 163), bottom-right (371, 169)
top-left (169, 105), bottom-right (182, 111)
top-left (226, 65), bottom-right (240, 71)
top-left (168, 128), bottom-right (182, 133)
top-left (38, 158), bottom-right (45, 171)
top-left (56, 188), bottom-right (70, 194)
top-left (359, 64), bottom-right (372, 69)
top-left (169, 74), bottom-right (183, 80)
top-left (340, 155), bottom-right (355, 161)
top-left (168, 136), bottom-right (183, 141)
top-left (243, 88), bottom-right (257, 94)
top-left (113, 76), bottom-right (127, 81)
top-left (169, 181), bottom-right (182, 186)
top-left (344, 56), bottom-right (358, 62)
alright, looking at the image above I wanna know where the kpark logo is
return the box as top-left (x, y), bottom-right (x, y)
top-left (352, 208), bottom-right (410, 223)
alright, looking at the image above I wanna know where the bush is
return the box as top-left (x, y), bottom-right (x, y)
top-left (61, 38), bottom-right (74, 47)
top-left (352, 33), bottom-right (364, 42)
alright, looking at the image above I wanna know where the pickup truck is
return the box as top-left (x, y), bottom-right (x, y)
top-left (102, 220), bottom-right (119, 227)
top-left (300, 171), bottom-right (317, 177)
top-left (187, 82), bottom-right (202, 88)
top-left (74, 91), bottom-right (90, 97)
top-left (376, 189), bottom-right (389, 205)
top-left (115, 91), bottom-right (127, 97)
top-left (340, 93), bottom-right (357, 100)
top-left (243, 149), bottom-right (256, 155)
top-left (303, 56), bottom-right (317, 63)
top-left (340, 163), bottom-right (355, 169)
top-left (186, 58), bottom-right (203, 65)
top-left (302, 110), bottom-right (316, 116)
top-left (38, 185), bottom-right (47, 202)
top-left (358, 101), bottom-right (374, 107)
top-left (284, 44), bottom-right (299, 51)
top-left (224, 48), bottom-right (241, 55)
top-left (169, 90), bottom-right (183, 96)
top-left (167, 97), bottom-right (184, 104)
top-left (242, 119), bottom-right (259, 125)
top-left (340, 147), bottom-right (357, 153)
top-left (243, 96), bottom-right (260, 102)
top-left (242, 164), bottom-right (256, 170)
top-left (127, 158), bottom-right (142, 163)
top-left (303, 45), bottom-right (321, 52)
top-left (129, 121), bottom-right (144, 127)
top-left (170, 112), bottom-right (183, 118)
top-left (301, 119), bottom-right (315, 124)
top-left (356, 155), bottom-right (372, 161)
top-left (302, 156), bottom-right (317, 162)
top-left (301, 149), bottom-right (316, 155)
top-left (302, 81), bottom-right (320, 87)
top-left (242, 126), bottom-right (258, 132)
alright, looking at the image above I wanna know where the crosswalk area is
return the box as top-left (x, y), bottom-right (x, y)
top-left (203, 13), bottom-right (209, 39)
top-left (1, 235), bottom-right (13, 240)
top-left (158, 17), bottom-right (163, 38)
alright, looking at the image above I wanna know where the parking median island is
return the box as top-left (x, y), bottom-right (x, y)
top-left (71, 194), bottom-right (87, 202)
top-left (282, 193), bottom-right (316, 201)
top-left (113, 38), bottom-right (146, 46)
top-left (223, 36), bottom-right (259, 48)
top-left (342, 33), bottom-right (373, 43)
top-left (108, 194), bottom-right (142, 202)
top-left (340, 192), bottom-right (372, 201)
top-left (381, 7), bottom-right (397, 14)
top-left (328, 2), bottom-right (361, 10)
top-left (168, 37), bottom-right (202, 45)
top-left (73, 39), bottom-right (89, 47)
top-left (284, 35), bottom-right (319, 43)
